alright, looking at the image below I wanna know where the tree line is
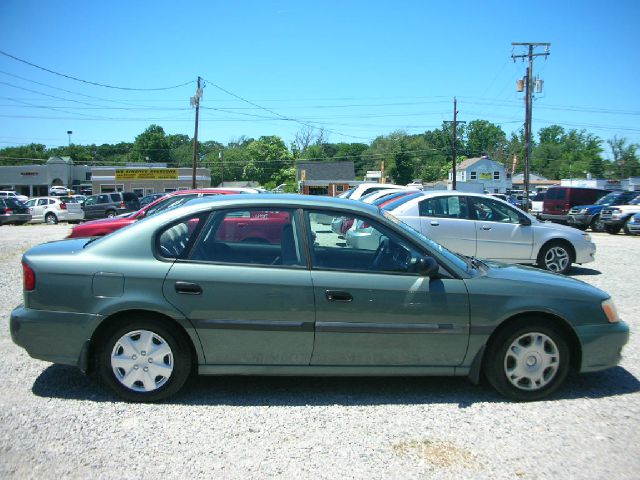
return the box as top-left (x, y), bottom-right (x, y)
top-left (1, 121), bottom-right (638, 189)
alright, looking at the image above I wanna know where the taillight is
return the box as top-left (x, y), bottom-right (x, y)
top-left (564, 202), bottom-right (571, 212)
top-left (22, 261), bottom-right (35, 291)
top-left (59, 202), bottom-right (67, 210)
top-left (120, 201), bottom-right (125, 208)
top-left (3, 208), bottom-right (12, 214)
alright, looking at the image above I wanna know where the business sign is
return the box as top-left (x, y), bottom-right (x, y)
top-left (115, 168), bottom-right (178, 180)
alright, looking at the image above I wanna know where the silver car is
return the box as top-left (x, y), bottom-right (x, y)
top-left (387, 191), bottom-right (595, 274)
top-left (25, 196), bottom-right (85, 224)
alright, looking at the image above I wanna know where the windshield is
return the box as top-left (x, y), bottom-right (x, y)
top-left (382, 210), bottom-right (469, 272)
top-left (595, 192), bottom-right (620, 206)
top-left (145, 194), bottom-right (202, 217)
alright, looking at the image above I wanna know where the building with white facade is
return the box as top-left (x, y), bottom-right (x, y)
top-left (448, 156), bottom-right (511, 193)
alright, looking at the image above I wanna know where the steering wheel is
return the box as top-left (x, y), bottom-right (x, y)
top-left (370, 237), bottom-right (390, 270)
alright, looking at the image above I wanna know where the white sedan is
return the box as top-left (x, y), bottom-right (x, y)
top-left (382, 192), bottom-right (595, 274)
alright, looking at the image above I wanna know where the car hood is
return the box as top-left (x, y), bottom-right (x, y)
top-left (479, 260), bottom-right (608, 300)
top-left (532, 219), bottom-right (586, 234)
top-left (571, 204), bottom-right (602, 211)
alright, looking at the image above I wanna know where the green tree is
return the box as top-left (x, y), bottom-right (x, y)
top-left (607, 136), bottom-right (639, 178)
top-left (131, 125), bottom-right (170, 163)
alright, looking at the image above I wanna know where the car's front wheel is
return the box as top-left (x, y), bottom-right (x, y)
top-left (484, 319), bottom-right (570, 401)
top-left (96, 318), bottom-right (192, 402)
top-left (537, 241), bottom-right (573, 275)
top-left (605, 225), bottom-right (621, 234)
top-left (589, 215), bottom-right (605, 232)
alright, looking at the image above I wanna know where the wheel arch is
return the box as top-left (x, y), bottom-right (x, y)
top-left (85, 309), bottom-right (201, 374)
top-left (470, 311), bottom-right (582, 383)
top-left (536, 238), bottom-right (576, 266)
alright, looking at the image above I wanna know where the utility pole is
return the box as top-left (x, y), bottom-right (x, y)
top-left (512, 42), bottom-right (550, 212)
top-left (444, 97), bottom-right (465, 190)
top-left (219, 150), bottom-right (224, 186)
top-left (190, 76), bottom-right (203, 188)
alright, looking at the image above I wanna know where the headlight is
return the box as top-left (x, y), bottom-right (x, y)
top-left (601, 298), bottom-right (620, 323)
top-left (579, 208), bottom-right (589, 214)
top-left (582, 233), bottom-right (592, 242)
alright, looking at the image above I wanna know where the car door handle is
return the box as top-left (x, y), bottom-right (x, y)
top-left (481, 225), bottom-right (492, 231)
top-left (325, 290), bottom-right (353, 302)
top-left (175, 281), bottom-right (202, 295)
top-left (430, 221), bottom-right (440, 226)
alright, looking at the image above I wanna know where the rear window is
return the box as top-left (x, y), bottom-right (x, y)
top-left (381, 192), bottom-right (424, 211)
top-left (532, 192), bottom-right (546, 201)
top-left (545, 188), bottom-right (566, 200)
top-left (109, 193), bottom-right (122, 202)
top-left (59, 196), bottom-right (78, 203)
top-left (3, 198), bottom-right (24, 207)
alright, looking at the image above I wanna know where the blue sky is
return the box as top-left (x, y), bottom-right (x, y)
top-left (0, 0), bottom-right (638, 160)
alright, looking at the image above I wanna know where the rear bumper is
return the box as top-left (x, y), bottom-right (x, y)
top-left (0, 213), bottom-right (32, 224)
top-left (576, 321), bottom-right (630, 373)
top-left (10, 304), bottom-right (102, 367)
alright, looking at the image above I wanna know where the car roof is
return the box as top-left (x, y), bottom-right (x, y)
top-left (179, 193), bottom-right (380, 216)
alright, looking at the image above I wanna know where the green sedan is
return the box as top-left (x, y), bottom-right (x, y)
top-left (10, 194), bottom-right (629, 402)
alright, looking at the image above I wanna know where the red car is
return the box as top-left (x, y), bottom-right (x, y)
top-left (68, 189), bottom-right (241, 238)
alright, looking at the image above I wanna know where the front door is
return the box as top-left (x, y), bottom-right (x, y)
top-left (306, 210), bottom-right (470, 366)
top-left (468, 197), bottom-right (534, 261)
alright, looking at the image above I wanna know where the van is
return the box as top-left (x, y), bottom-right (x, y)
top-left (540, 187), bottom-right (609, 223)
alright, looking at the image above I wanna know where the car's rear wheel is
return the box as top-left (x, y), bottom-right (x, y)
top-left (589, 215), bottom-right (605, 233)
top-left (537, 241), bottom-right (573, 275)
top-left (623, 218), bottom-right (632, 235)
top-left (484, 319), bottom-right (570, 401)
top-left (96, 318), bottom-right (192, 402)
top-left (45, 213), bottom-right (58, 225)
top-left (106, 210), bottom-right (117, 218)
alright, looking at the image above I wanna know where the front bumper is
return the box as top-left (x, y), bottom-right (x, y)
top-left (539, 214), bottom-right (568, 223)
top-left (10, 304), bottom-right (102, 367)
top-left (576, 321), bottom-right (630, 372)
top-left (566, 214), bottom-right (593, 228)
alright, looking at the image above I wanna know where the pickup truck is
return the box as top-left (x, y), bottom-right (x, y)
top-left (600, 195), bottom-right (640, 234)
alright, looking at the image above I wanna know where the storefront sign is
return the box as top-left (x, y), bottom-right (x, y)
top-left (115, 168), bottom-right (178, 180)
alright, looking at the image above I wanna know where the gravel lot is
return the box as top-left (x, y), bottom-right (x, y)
top-left (1, 224), bottom-right (639, 479)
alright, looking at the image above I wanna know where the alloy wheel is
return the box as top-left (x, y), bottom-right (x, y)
top-left (543, 246), bottom-right (569, 273)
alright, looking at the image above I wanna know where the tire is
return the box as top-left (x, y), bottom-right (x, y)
top-left (45, 213), bottom-right (58, 225)
top-left (589, 215), bottom-right (605, 233)
top-left (573, 224), bottom-right (588, 231)
top-left (96, 317), bottom-right (192, 402)
top-left (484, 319), bottom-right (570, 401)
top-left (605, 225), bottom-right (621, 235)
top-left (623, 218), bottom-right (632, 235)
top-left (537, 241), bottom-right (573, 275)
top-left (106, 210), bottom-right (117, 218)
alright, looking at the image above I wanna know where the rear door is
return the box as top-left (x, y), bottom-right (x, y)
top-left (416, 195), bottom-right (477, 256)
top-left (163, 208), bottom-right (316, 365)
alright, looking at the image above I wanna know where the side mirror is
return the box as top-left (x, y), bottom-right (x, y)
top-left (519, 216), bottom-right (532, 226)
top-left (416, 256), bottom-right (439, 277)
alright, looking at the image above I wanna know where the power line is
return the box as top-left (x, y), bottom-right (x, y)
top-left (0, 50), bottom-right (195, 91)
